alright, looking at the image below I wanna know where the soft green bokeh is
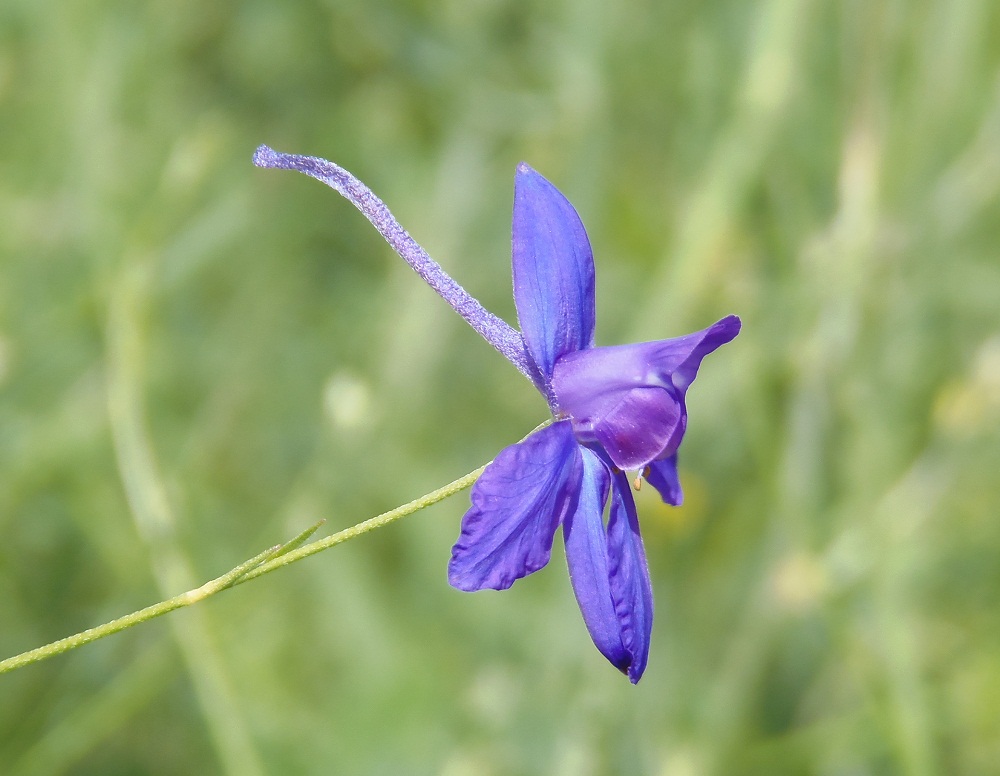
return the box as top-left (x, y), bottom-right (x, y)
top-left (2, 0), bottom-right (999, 773)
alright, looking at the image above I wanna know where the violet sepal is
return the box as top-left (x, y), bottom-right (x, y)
top-left (512, 162), bottom-right (596, 400)
top-left (447, 421), bottom-right (580, 591)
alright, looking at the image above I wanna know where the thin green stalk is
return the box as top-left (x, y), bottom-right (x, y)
top-left (235, 461), bottom-right (487, 585)
top-left (0, 523), bottom-right (319, 675)
top-left (1, 419), bottom-right (552, 676)
top-left (0, 460), bottom-right (486, 676)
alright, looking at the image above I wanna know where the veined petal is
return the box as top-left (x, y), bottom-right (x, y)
top-left (562, 448), bottom-right (630, 673)
top-left (512, 164), bottom-right (596, 386)
top-left (551, 316), bottom-right (740, 469)
top-left (607, 473), bottom-right (654, 684)
top-left (449, 421), bottom-right (581, 591)
top-left (645, 454), bottom-right (683, 506)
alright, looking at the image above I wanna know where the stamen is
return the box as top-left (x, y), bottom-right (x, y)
top-left (632, 466), bottom-right (651, 492)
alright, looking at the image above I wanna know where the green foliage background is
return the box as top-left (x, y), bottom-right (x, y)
top-left (2, 0), bottom-right (1000, 773)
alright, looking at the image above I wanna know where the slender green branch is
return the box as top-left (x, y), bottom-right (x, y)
top-left (0, 460), bottom-right (483, 675)
top-left (0, 419), bottom-right (552, 676)
top-left (235, 461), bottom-right (487, 586)
top-left (0, 522), bottom-right (324, 675)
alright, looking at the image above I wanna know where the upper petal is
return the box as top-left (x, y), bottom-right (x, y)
top-left (448, 421), bottom-right (582, 591)
top-left (606, 473), bottom-right (654, 684)
top-left (593, 386), bottom-right (684, 472)
top-left (562, 448), bottom-right (631, 673)
top-left (551, 316), bottom-right (740, 469)
top-left (512, 164), bottom-right (596, 386)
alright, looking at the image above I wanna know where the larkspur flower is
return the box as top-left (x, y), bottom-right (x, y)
top-left (254, 145), bottom-right (740, 683)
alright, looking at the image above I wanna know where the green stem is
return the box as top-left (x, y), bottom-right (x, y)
top-left (235, 462), bottom-right (487, 586)
top-left (0, 460), bottom-right (487, 676)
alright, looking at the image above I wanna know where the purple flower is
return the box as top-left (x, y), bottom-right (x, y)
top-left (254, 146), bottom-right (740, 683)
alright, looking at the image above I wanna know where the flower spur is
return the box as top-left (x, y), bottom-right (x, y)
top-left (254, 145), bottom-right (740, 682)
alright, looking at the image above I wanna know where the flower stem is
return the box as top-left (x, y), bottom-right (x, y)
top-left (1, 419), bottom-right (553, 676)
top-left (234, 462), bottom-right (488, 587)
top-left (0, 462), bottom-right (485, 676)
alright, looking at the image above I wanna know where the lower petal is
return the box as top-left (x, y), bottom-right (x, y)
top-left (607, 473), bottom-right (654, 683)
top-left (449, 421), bottom-right (581, 591)
top-left (646, 454), bottom-right (683, 506)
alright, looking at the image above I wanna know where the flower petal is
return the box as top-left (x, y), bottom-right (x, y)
top-left (645, 454), bottom-right (683, 506)
top-left (607, 473), bottom-right (654, 683)
top-left (562, 448), bottom-right (631, 674)
top-left (551, 316), bottom-right (741, 469)
top-left (593, 386), bottom-right (684, 471)
top-left (512, 164), bottom-right (596, 387)
top-left (448, 421), bottom-right (581, 591)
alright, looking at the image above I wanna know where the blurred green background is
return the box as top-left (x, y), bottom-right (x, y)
top-left (2, 0), bottom-right (999, 773)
